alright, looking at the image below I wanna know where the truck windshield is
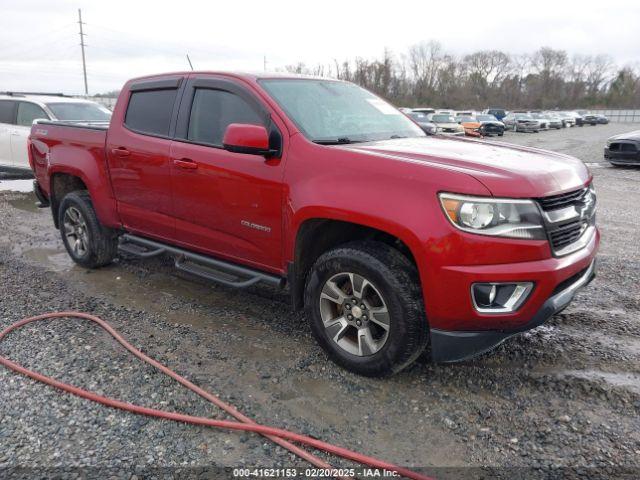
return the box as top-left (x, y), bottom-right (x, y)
top-left (46, 102), bottom-right (112, 122)
top-left (259, 79), bottom-right (424, 144)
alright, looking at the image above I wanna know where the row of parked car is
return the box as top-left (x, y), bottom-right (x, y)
top-left (400, 107), bottom-right (610, 137)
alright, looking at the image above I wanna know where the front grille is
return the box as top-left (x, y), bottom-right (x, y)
top-left (549, 220), bottom-right (588, 250)
top-left (537, 187), bottom-right (588, 211)
top-left (537, 185), bottom-right (596, 256)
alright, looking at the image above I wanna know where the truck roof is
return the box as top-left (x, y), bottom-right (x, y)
top-left (127, 71), bottom-right (343, 83)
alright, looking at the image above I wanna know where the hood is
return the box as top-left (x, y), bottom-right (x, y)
top-left (340, 136), bottom-right (590, 198)
top-left (608, 130), bottom-right (640, 142)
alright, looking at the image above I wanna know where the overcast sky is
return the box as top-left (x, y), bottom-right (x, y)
top-left (1, 0), bottom-right (639, 95)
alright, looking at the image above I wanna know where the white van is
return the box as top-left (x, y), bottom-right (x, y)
top-left (0, 93), bottom-right (111, 173)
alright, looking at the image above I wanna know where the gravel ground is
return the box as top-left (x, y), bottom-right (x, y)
top-left (1, 123), bottom-right (639, 479)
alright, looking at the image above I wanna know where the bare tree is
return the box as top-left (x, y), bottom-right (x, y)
top-left (280, 44), bottom-right (639, 109)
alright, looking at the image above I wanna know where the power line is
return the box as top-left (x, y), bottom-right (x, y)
top-left (78, 9), bottom-right (88, 95)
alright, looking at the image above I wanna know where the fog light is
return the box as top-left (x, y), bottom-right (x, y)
top-left (471, 282), bottom-right (533, 313)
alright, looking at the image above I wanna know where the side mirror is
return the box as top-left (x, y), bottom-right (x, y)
top-left (222, 123), bottom-right (272, 156)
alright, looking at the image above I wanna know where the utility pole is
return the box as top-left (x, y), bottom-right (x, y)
top-left (78, 9), bottom-right (88, 95)
top-left (263, 55), bottom-right (267, 72)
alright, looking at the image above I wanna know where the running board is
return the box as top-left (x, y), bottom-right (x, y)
top-left (118, 233), bottom-right (284, 289)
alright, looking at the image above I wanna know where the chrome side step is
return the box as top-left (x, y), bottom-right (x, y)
top-left (118, 233), bottom-right (284, 289)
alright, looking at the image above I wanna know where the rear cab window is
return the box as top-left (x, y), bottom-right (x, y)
top-left (124, 88), bottom-right (178, 137)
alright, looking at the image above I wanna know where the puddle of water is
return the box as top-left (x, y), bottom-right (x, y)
top-left (23, 247), bottom-right (75, 272)
top-left (7, 192), bottom-right (39, 213)
top-left (0, 179), bottom-right (33, 192)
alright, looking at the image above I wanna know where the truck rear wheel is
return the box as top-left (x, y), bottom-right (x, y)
top-left (304, 241), bottom-right (428, 377)
top-left (58, 191), bottom-right (118, 268)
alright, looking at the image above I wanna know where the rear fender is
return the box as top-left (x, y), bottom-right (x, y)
top-left (48, 163), bottom-right (120, 229)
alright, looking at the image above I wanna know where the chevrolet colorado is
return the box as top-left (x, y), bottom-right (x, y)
top-left (28, 72), bottom-right (599, 376)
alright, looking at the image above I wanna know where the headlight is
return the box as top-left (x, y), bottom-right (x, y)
top-left (439, 193), bottom-right (546, 240)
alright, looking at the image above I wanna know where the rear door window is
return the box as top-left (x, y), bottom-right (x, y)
top-left (16, 102), bottom-right (48, 126)
top-left (0, 100), bottom-right (16, 124)
top-left (187, 88), bottom-right (263, 146)
top-left (125, 89), bottom-right (178, 137)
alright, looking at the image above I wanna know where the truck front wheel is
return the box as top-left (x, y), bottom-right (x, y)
top-left (58, 191), bottom-right (118, 268)
top-left (304, 241), bottom-right (429, 376)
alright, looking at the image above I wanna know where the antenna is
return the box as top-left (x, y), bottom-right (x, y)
top-left (186, 54), bottom-right (194, 71)
top-left (78, 9), bottom-right (88, 95)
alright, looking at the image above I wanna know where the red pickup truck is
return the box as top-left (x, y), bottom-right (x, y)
top-left (28, 72), bottom-right (598, 376)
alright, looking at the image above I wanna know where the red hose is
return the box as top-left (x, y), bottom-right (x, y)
top-left (0, 312), bottom-right (433, 480)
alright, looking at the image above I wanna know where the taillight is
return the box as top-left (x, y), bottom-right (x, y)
top-left (27, 138), bottom-right (35, 171)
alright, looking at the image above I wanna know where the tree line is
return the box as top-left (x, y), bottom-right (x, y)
top-left (285, 43), bottom-right (640, 110)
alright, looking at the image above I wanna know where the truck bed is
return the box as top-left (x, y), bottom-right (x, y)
top-left (29, 119), bottom-right (118, 229)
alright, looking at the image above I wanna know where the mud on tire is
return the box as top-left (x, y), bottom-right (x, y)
top-left (304, 241), bottom-right (429, 377)
top-left (58, 190), bottom-right (118, 269)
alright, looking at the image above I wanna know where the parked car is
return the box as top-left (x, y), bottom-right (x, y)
top-left (29, 72), bottom-right (598, 376)
top-left (427, 113), bottom-right (465, 135)
top-left (596, 114), bottom-right (609, 124)
top-left (474, 114), bottom-right (505, 136)
top-left (514, 111), bottom-right (557, 130)
top-left (553, 111), bottom-right (577, 127)
top-left (0, 93), bottom-right (111, 173)
top-left (456, 116), bottom-right (483, 137)
top-left (502, 113), bottom-right (540, 133)
top-left (406, 111), bottom-right (437, 135)
top-left (580, 113), bottom-right (599, 126)
top-left (541, 113), bottom-right (563, 129)
top-left (411, 107), bottom-right (435, 115)
top-left (564, 111), bottom-right (585, 126)
top-left (484, 108), bottom-right (507, 121)
top-left (604, 130), bottom-right (640, 166)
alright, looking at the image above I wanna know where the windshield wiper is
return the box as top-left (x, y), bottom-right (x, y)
top-left (389, 135), bottom-right (407, 139)
top-left (313, 137), bottom-right (361, 145)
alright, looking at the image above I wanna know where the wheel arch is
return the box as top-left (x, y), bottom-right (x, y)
top-left (49, 172), bottom-right (89, 228)
top-left (288, 215), bottom-right (423, 311)
top-left (48, 165), bottom-right (119, 230)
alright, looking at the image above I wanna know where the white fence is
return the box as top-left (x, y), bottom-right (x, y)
top-left (590, 109), bottom-right (640, 123)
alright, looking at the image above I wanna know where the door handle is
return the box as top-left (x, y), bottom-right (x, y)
top-left (111, 147), bottom-right (130, 157)
top-left (173, 158), bottom-right (198, 170)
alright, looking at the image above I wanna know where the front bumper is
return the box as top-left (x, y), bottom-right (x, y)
top-left (431, 259), bottom-right (596, 362)
top-left (605, 146), bottom-right (640, 165)
top-left (516, 123), bottom-right (539, 132)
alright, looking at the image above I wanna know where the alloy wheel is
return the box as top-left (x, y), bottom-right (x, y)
top-left (319, 272), bottom-right (390, 356)
top-left (63, 206), bottom-right (89, 257)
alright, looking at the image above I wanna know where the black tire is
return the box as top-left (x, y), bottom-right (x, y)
top-left (58, 190), bottom-right (118, 268)
top-left (304, 241), bottom-right (429, 377)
